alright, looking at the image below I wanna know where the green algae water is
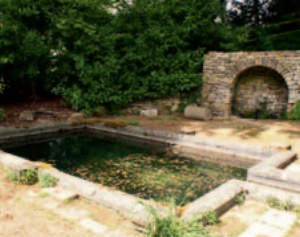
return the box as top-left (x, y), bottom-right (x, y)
top-left (5, 135), bottom-right (246, 205)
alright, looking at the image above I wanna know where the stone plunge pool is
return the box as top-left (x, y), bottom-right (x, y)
top-left (4, 133), bottom-right (246, 206)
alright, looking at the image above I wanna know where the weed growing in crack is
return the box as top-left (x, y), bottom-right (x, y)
top-left (267, 197), bottom-right (294, 211)
top-left (5, 168), bottom-right (38, 185)
top-left (39, 173), bottom-right (58, 188)
top-left (234, 191), bottom-right (247, 206)
top-left (145, 199), bottom-right (215, 237)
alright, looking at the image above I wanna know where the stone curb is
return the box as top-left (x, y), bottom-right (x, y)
top-left (248, 151), bottom-right (299, 192)
top-left (1, 122), bottom-right (300, 226)
top-left (40, 168), bottom-right (168, 226)
top-left (87, 124), bottom-right (276, 161)
top-left (0, 150), bottom-right (39, 171)
top-left (182, 179), bottom-right (244, 221)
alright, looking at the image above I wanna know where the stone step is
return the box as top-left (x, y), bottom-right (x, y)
top-left (42, 187), bottom-right (79, 202)
top-left (79, 218), bottom-right (108, 234)
top-left (239, 209), bottom-right (296, 237)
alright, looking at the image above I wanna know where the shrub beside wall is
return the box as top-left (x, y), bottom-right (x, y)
top-left (0, 0), bottom-right (247, 111)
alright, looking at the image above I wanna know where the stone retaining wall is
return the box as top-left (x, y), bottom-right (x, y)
top-left (202, 51), bottom-right (300, 118)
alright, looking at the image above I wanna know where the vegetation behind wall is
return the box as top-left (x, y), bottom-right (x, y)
top-left (0, 0), bottom-right (247, 111)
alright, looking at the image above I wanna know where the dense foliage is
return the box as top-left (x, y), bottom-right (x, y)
top-left (0, 0), bottom-right (247, 110)
top-left (228, 0), bottom-right (300, 50)
top-left (287, 101), bottom-right (300, 120)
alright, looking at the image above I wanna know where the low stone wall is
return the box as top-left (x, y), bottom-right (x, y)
top-left (121, 97), bottom-right (180, 116)
top-left (202, 51), bottom-right (300, 118)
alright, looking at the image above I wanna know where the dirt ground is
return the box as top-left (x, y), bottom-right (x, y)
top-left (101, 115), bottom-right (300, 155)
top-left (2, 99), bottom-right (300, 155)
top-left (2, 100), bottom-right (300, 236)
top-left (0, 170), bottom-right (141, 237)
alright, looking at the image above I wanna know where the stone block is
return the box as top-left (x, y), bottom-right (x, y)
top-left (259, 210), bottom-right (296, 230)
top-left (239, 222), bottom-right (286, 237)
top-left (182, 179), bottom-right (243, 220)
top-left (43, 187), bottom-right (79, 201)
top-left (184, 105), bottom-right (212, 120)
top-left (19, 110), bottom-right (35, 121)
top-left (68, 112), bottom-right (85, 122)
top-left (270, 142), bottom-right (291, 151)
top-left (79, 218), bottom-right (108, 234)
top-left (0, 151), bottom-right (39, 172)
top-left (171, 102), bottom-right (180, 112)
top-left (140, 108), bottom-right (158, 117)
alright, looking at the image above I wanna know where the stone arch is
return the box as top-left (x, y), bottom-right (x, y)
top-left (228, 57), bottom-right (292, 89)
top-left (202, 51), bottom-right (300, 118)
top-left (231, 65), bottom-right (289, 117)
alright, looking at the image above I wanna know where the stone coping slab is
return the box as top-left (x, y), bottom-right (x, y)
top-left (182, 179), bottom-right (244, 221)
top-left (87, 124), bottom-right (276, 161)
top-left (0, 122), bottom-right (276, 162)
top-left (0, 121), bottom-right (300, 226)
top-left (1, 149), bottom-right (300, 227)
top-left (40, 168), bottom-right (166, 226)
top-left (248, 151), bottom-right (299, 192)
top-left (0, 150), bottom-right (39, 171)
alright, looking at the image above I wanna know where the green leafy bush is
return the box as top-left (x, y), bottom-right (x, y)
top-left (0, 0), bottom-right (247, 109)
top-left (288, 101), bottom-right (300, 120)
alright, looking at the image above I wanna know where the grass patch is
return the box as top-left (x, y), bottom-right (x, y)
top-left (146, 200), bottom-right (213, 237)
top-left (267, 196), bottom-right (294, 211)
top-left (266, 196), bottom-right (300, 216)
top-left (39, 191), bottom-right (50, 198)
top-left (121, 120), bottom-right (140, 126)
top-left (234, 192), bottom-right (247, 206)
top-left (4, 168), bottom-right (38, 185)
top-left (39, 172), bottom-right (58, 188)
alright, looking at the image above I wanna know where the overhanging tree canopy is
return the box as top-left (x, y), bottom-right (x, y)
top-left (1, 0), bottom-right (247, 110)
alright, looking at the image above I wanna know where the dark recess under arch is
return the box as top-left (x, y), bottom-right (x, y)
top-left (232, 66), bottom-right (288, 118)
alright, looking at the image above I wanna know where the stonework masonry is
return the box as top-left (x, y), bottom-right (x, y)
top-left (202, 51), bottom-right (300, 118)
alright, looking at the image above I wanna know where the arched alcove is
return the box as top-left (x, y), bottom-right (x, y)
top-left (232, 66), bottom-right (288, 117)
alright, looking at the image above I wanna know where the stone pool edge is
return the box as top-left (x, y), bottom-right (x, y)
top-left (0, 122), bottom-right (299, 226)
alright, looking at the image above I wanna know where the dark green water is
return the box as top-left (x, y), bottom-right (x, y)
top-left (5, 135), bottom-right (246, 205)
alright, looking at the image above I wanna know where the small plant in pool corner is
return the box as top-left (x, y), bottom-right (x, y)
top-left (234, 191), bottom-right (247, 206)
top-left (5, 168), bottom-right (38, 185)
top-left (200, 210), bottom-right (219, 226)
top-left (39, 172), bottom-right (58, 188)
top-left (145, 200), bottom-right (214, 237)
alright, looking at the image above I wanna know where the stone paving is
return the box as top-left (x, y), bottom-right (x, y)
top-left (239, 209), bottom-right (296, 237)
top-left (24, 187), bottom-right (132, 237)
top-left (34, 184), bottom-right (300, 237)
top-left (286, 163), bottom-right (300, 173)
